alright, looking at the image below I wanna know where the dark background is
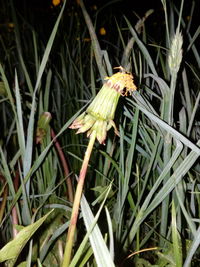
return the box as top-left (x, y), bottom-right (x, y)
top-left (10, 0), bottom-right (199, 42)
top-left (1, 0), bottom-right (199, 41)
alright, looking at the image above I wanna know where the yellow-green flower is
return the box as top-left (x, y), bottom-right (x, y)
top-left (70, 67), bottom-right (137, 144)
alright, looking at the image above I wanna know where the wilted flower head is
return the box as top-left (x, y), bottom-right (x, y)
top-left (168, 30), bottom-right (183, 75)
top-left (69, 67), bottom-right (137, 144)
top-left (36, 112), bottom-right (52, 144)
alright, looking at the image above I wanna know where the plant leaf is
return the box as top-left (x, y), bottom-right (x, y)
top-left (0, 210), bottom-right (53, 266)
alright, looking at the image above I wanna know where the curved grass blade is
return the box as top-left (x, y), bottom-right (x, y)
top-left (23, 0), bottom-right (67, 196)
top-left (70, 183), bottom-right (115, 267)
top-left (0, 210), bottom-right (53, 266)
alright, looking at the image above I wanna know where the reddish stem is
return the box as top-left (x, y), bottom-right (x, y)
top-left (51, 128), bottom-right (74, 203)
top-left (62, 130), bottom-right (96, 267)
top-left (12, 170), bottom-right (20, 237)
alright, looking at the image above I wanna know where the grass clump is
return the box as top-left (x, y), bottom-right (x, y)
top-left (0, 0), bottom-right (200, 266)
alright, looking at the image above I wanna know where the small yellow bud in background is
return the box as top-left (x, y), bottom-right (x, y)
top-left (52, 0), bottom-right (61, 7)
top-left (8, 23), bottom-right (14, 29)
top-left (99, 27), bottom-right (106, 36)
top-left (92, 5), bottom-right (97, 10)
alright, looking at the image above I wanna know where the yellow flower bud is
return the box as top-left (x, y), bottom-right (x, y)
top-left (99, 27), bottom-right (106, 36)
top-left (52, 0), bottom-right (61, 6)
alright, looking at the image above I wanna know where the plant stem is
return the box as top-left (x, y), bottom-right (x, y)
top-left (12, 170), bottom-right (20, 237)
top-left (62, 130), bottom-right (96, 267)
top-left (51, 128), bottom-right (74, 203)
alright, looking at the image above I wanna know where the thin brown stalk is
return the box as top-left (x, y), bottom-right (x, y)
top-left (62, 130), bottom-right (96, 267)
top-left (0, 175), bottom-right (8, 224)
top-left (51, 128), bottom-right (74, 203)
top-left (12, 170), bottom-right (20, 237)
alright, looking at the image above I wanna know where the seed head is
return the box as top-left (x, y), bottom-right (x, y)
top-left (168, 30), bottom-right (183, 75)
top-left (69, 67), bottom-right (137, 144)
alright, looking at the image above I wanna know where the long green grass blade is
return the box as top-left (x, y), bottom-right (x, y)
top-left (70, 183), bottom-right (115, 267)
top-left (183, 226), bottom-right (200, 267)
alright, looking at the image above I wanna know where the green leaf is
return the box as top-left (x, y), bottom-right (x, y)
top-left (0, 210), bottom-right (53, 266)
top-left (184, 227), bottom-right (200, 267)
top-left (171, 201), bottom-right (182, 267)
top-left (70, 183), bottom-right (115, 267)
top-left (16, 261), bottom-right (27, 267)
top-left (80, 189), bottom-right (115, 267)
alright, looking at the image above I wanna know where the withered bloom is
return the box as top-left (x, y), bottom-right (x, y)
top-left (69, 67), bottom-right (137, 144)
top-left (36, 112), bottom-right (52, 144)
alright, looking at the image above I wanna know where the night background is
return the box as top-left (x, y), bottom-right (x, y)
top-left (0, 0), bottom-right (200, 266)
top-left (8, 0), bottom-right (200, 45)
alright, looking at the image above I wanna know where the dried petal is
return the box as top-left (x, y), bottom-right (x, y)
top-left (76, 114), bottom-right (96, 134)
top-left (69, 112), bottom-right (86, 129)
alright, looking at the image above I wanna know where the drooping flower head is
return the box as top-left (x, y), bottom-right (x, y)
top-left (69, 67), bottom-right (137, 144)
